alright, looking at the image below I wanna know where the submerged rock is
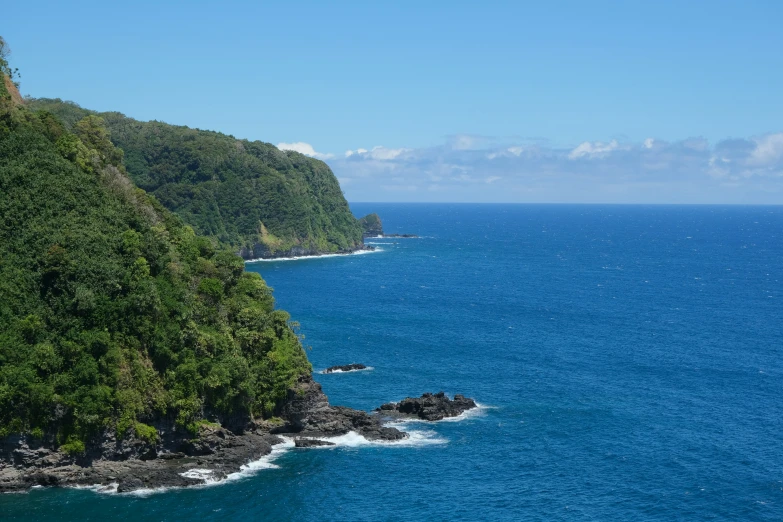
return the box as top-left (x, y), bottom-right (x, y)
top-left (324, 363), bottom-right (367, 373)
top-left (377, 392), bottom-right (477, 421)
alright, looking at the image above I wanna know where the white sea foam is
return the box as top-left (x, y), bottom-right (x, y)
top-left (303, 429), bottom-right (447, 448)
top-left (319, 366), bottom-right (374, 374)
top-left (71, 482), bottom-right (119, 494)
top-left (179, 468), bottom-right (215, 480)
top-left (225, 437), bottom-right (296, 479)
top-left (245, 249), bottom-right (382, 263)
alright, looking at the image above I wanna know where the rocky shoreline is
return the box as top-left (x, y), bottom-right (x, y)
top-left (239, 244), bottom-right (375, 261)
top-left (0, 377), bottom-right (477, 494)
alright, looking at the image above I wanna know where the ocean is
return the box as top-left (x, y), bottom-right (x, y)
top-left (2, 204), bottom-right (782, 521)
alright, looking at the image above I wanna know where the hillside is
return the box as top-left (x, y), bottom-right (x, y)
top-left (27, 98), bottom-right (364, 258)
top-left (0, 76), bottom-right (311, 451)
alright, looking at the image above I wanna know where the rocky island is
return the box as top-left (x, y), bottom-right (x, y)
top-left (358, 213), bottom-right (419, 238)
top-left (377, 392), bottom-right (478, 421)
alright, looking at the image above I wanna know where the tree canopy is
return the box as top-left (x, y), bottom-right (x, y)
top-left (0, 73), bottom-right (311, 450)
top-left (27, 99), bottom-right (363, 257)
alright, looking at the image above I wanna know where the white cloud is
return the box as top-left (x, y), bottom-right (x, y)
top-left (345, 148), bottom-right (368, 157)
top-left (448, 134), bottom-right (487, 150)
top-left (345, 145), bottom-right (409, 161)
top-left (487, 145), bottom-right (529, 160)
top-left (277, 142), bottom-right (334, 159)
top-left (369, 146), bottom-right (408, 160)
top-left (749, 133), bottom-right (783, 166)
top-left (325, 133), bottom-right (783, 203)
top-left (568, 140), bottom-right (620, 160)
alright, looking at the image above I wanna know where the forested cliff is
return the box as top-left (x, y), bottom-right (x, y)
top-left (0, 72), bottom-right (311, 451)
top-left (27, 98), bottom-right (364, 259)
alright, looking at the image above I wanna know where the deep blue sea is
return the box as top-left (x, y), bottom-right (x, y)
top-left (2, 204), bottom-right (782, 521)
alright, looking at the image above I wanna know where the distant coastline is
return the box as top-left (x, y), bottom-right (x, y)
top-left (244, 246), bottom-right (379, 263)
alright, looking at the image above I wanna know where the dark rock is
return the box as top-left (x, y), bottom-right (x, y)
top-left (324, 363), bottom-right (367, 373)
top-left (375, 392), bottom-right (477, 421)
top-left (294, 438), bottom-right (335, 448)
top-left (117, 477), bottom-right (144, 493)
top-left (277, 375), bottom-right (407, 442)
top-left (158, 452), bottom-right (185, 460)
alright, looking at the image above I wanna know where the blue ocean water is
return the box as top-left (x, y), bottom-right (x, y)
top-left (2, 204), bottom-right (782, 521)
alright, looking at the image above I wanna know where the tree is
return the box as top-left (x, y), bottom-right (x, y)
top-left (0, 36), bottom-right (21, 87)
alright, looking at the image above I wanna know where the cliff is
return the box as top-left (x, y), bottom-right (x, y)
top-left (0, 74), bottom-right (312, 461)
top-left (26, 98), bottom-right (365, 259)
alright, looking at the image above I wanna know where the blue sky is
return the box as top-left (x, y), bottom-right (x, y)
top-left (4, 0), bottom-right (783, 202)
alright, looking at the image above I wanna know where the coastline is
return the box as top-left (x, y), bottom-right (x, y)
top-left (0, 376), bottom-right (477, 494)
top-left (244, 245), bottom-right (380, 263)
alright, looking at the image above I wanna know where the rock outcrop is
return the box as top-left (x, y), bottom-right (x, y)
top-left (324, 363), bottom-right (367, 373)
top-left (358, 213), bottom-right (384, 237)
top-left (277, 375), bottom-right (407, 441)
top-left (377, 392), bottom-right (477, 421)
top-left (294, 438), bottom-right (336, 448)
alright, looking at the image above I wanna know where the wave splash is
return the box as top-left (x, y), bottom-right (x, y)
top-left (303, 429), bottom-right (447, 448)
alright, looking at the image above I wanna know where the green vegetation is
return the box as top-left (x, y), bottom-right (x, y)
top-left (0, 71), bottom-right (311, 448)
top-left (27, 98), bottom-right (363, 257)
top-left (0, 37), bottom-right (20, 88)
top-left (358, 213), bottom-right (384, 237)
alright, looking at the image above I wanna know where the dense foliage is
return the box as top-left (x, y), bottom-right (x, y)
top-left (27, 99), bottom-right (363, 256)
top-left (0, 78), bottom-right (311, 449)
